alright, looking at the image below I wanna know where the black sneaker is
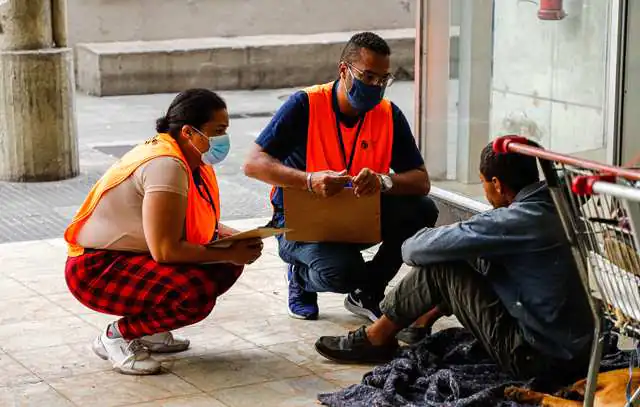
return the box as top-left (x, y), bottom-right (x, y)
top-left (314, 326), bottom-right (398, 364)
top-left (344, 291), bottom-right (382, 322)
top-left (395, 326), bottom-right (431, 345)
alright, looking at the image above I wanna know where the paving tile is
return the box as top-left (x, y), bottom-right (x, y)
top-left (152, 323), bottom-right (256, 362)
top-left (1, 256), bottom-right (65, 279)
top-left (78, 312), bottom-right (118, 331)
top-left (49, 371), bottom-right (201, 407)
top-left (0, 296), bottom-right (72, 326)
top-left (123, 394), bottom-right (228, 407)
top-left (0, 382), bottom-right (74, 407)
top-left (46, 239), bottom-right (68, 250)
top-left (0, 352), bottom-right (42, 388)
top-left (235, 266), bottom-right (286, 295)
top-left (47, 292), bottom-right (96, 316)
top-left (215, 282), bottom-right (258, 298)
top-left (0, 276), bottom-right (37, 300)
top-left (169, 348), bottom-right (310, 392)
top-left (10, 342), bottom-right (111, 380)
top-left (216, 316), bottom-right (301, 347)
top-left (246, 252), bottom-right (285, 269)
top-left (317, 309), bottom-right (369, 332)
top-left (222, 218), bottom-right (272, 231)
top-left (209, 292), bottom-right (285, 323)
top-left (317, 292), bottom-right (348, 310)
top-left (212, 375), bottom-right (339, 407)
top-left (318, 365), bottom-right (374, 388)
top-left (219, 314), bottom-right (349, 348)
top-left (0, 240), bottom-right (60, 262)
top-left (12, 272), bottom-right (69, 296)
top-left (265, 339), bottom-right (351, 375)
top-left (0, 315), bottom-right (98, 353)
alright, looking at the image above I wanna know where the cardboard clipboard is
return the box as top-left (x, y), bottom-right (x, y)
top-left (207, 227), bottom-right (291, 248)
top-left (283, 188), bottom-right (381, 244)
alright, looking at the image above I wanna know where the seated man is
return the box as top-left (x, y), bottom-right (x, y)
top-left (244, 32), bottom-right (439, 321)
top-left (315, 140), bottom-right (595, 385)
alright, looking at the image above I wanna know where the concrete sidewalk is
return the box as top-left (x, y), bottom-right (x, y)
top-left (0, 217), bottom-right (461, 407)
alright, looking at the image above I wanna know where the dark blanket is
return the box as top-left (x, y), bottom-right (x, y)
top-left (318, 328), bottom-right (631, 407)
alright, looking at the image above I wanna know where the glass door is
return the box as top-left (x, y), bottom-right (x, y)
top-left (620, 0), bottom-right (640, 167)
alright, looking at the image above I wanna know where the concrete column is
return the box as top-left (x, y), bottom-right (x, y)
top-left (455, 0), bottom-right (493, 184)
top-left (416, 0), bottom-right (451, 180)
top-left (0, 0), bottom-right (78, 182)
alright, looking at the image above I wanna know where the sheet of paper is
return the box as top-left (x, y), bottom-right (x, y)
top-left (207, 227), bottom-right (291, 248)
top-left (283, 187), bottom-right (381, 243)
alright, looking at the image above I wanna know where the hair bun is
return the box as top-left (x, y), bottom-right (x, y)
top-left (156, 116), bottom-right (170, 133)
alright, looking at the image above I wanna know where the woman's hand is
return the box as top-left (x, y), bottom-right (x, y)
top-left (218, 223), bottom-right (240, 238)
top-left (226, 238), bottom-right (264, 265)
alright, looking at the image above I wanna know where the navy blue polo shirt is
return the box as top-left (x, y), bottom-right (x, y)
top-left (255, 81), bottom-right (424, 225)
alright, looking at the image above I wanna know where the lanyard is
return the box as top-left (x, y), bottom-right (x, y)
top-left (335, 113), bottom-right (365, 173)
top-left (193, 170), bottom-right (219, 241)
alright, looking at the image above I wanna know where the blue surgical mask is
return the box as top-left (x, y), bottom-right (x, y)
top-left (345, 68), bottom-right (385, 113)
top-left (202, 134), bottom-right (230, 165)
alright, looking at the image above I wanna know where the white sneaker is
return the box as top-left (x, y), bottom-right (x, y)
top-left (92, 328), bottom-right (161, 375)
top-left (139, 331), bottom-right (190, 353)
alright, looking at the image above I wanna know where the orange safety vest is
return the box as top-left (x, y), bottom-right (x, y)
top-left (64, 133), bottom-right (220, 257)
top-left (304, 82), bottom-right (394, 175)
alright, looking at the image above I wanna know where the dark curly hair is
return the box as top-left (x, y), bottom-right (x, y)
top-left (480, 138), bottom-right (541, 194)
top-left (156, 88), bottom-right (227, 139)
top-left (340, 31), bottom-right (391, 64)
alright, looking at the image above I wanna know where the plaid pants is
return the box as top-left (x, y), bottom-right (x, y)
top-left (65, 250), bottom-right (243, 340)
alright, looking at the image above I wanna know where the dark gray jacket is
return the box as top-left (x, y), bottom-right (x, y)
top-left (402, 181), bottom-right (593, 361)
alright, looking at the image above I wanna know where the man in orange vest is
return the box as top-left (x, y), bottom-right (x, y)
top-left (244, 32), bottom-right (438, 321)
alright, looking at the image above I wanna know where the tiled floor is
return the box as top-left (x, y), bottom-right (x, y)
top-left (0, 217), bottom-right (460, 407)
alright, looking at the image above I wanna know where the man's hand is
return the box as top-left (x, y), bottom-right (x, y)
top-left (227, 238), bottom-right (263, 265)
top-left (310, 170), bottom-right (352, 197)
top-left (352, 168), bottom-right (380, 197)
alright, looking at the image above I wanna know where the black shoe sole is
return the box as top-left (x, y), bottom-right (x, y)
top-left (314, 342), bottom-right (396, 365)
top-left (396, 327), bottom-right (431, 345)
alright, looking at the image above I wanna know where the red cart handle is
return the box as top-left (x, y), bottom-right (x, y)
top-left (492, 135), bottom-right (529, 154)
top-left (572, 175), bottom-right (616, 196)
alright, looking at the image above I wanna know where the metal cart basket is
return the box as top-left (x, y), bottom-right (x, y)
top-left (494, 136), bottom-right (640, 407)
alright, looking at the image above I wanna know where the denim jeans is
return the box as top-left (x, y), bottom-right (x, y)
top-left (276, 194), bottom-right (439, 297)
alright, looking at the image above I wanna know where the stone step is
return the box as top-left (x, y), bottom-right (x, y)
top-left (76, 29), bottom-right (416, 96)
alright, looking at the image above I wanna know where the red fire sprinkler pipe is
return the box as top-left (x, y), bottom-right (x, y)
top-left (538, 0), bottom-right (566, 21)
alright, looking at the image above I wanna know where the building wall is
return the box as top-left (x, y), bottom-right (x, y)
top-left (490, 0), bottom-right (611, 159)
top-left (621, 0), bottom-right (640, 165)
top-left (66, 0), bottom-right (415, 46)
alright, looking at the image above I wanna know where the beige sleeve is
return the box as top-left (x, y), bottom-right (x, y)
top-left (134, 156), bottom-right (189, 196)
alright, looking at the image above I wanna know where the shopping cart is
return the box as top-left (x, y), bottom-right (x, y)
top-left (493, 135), bottom-right (640, 407)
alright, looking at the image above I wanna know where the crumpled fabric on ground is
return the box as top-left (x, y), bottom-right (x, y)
top-left (318, 328), bottom-right (631, 407)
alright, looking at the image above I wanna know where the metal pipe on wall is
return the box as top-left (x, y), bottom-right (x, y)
top-left (414, 0), bottom-right (426, 151)
top-left (50, 0), bottom-right (68, 47)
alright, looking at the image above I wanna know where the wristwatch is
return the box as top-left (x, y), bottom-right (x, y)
top-left (378, 174), bottom-right (393, 193)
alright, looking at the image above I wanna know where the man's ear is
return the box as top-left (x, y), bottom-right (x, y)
top-left (492, 177), bottom-right (503, 195)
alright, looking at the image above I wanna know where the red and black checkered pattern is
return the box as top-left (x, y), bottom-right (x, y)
top-left (65, 250), bottom-right (243, 340)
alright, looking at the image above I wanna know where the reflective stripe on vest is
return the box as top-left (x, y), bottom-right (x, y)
top-left (64, 133), bottom-right (220, 257)
top-left (304, 82), bottom-right (393, 176)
